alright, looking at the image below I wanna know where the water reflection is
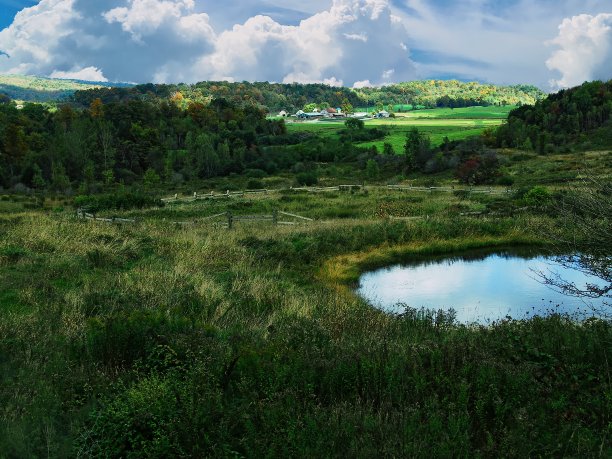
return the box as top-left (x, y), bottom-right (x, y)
top-left (357, 249), bottom-right (607, 324)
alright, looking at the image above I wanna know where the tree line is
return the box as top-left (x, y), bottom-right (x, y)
top-left (69, 79), bottom-right (545, 114)
top-left (0, 95), bottom-right (384, 193)
top-left (0, 96), bottom-right (291, 192)
top-left (494, 80), bottom-right (612, 152)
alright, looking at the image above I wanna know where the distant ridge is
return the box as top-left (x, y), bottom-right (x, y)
top-left (0, 74), bottom-right (134, 103)
top-left (71, 79), bottom-right (547, 113)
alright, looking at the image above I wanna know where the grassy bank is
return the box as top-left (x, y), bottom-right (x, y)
top-left (320, 234), bottom-right (545, 286)
top-left (1, 181), bottom-right (610, 457)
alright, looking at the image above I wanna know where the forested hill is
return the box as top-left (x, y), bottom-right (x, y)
top-left (0, 75), bottom-right (132, 103)
top-left (0, 74), bottom-right (545, 110)
top-left (71, 80), bottom-right (545, 113)
top-left (495, 80), bottom-right (612, 151)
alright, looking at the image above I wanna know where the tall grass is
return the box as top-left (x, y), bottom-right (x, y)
top-left (0, 186), bottom-right (610, 457)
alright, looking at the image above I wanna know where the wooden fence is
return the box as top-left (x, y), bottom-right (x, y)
top-left (76, 208), bottom-right (313, 229)
top-left (386, 185), bottom-right (513, 195)
top-left (162, 185), bottom-right (364, 203)
top-left (161, 183), bottom-right (514, 204)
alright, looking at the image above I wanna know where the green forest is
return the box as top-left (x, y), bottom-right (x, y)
top-left (70, 79), bottom-right (545, 113)
top-left (495, 80), bottom-right (612, 151)
top-left (0, 75), bottom-right (544, 111)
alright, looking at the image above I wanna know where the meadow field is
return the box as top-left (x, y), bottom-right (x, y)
top-left (0, 150), bottom-right (610, 457)
top-left (285, 106), bottom-right (512, 153)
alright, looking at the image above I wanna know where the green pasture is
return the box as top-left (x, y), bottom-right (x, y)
top-left (286, 111), bottom-right (506, 152)
top-left (359, 119), bottom-right (503, 152)
top-left (397, 105), bottom-right (516, 119)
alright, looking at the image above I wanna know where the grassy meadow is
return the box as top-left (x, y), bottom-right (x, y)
top-left (285, 106), bottom-right (511, 153)
top-left (1, 148), bottom-right (611, 457)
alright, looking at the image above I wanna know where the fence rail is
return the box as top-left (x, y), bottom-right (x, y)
top-left (77, 208), bottom-right (313, 230)
top-left (162, 183), bottom-right (516, 203)
top-left (386, 185), bottom-right (512, 195)
top-left (162, 185), bottom-right (364, 203)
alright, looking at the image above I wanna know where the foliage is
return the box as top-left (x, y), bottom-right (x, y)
top-left (70, 79), bottom-right (545, 114)
top-left (0, 97), bottom-right (287, 190)
top-left (537, 178), bottom-right (611, 310)
top-left (365, 159), bottom-right (379, 179)
top-left (74, 191), bottom-right (163, 212)
top-left (296, 171), bottom-right (318, 186)
top-left (344, 118), bottom-right (364, 130)
top-left (523, 186), bottom-right (551, 206)
top-left (456, 152), bottom-right (501, 185)
top-left (495, 80), bottom-right (612, 150)
top-left (0, 74), bottom-right (129, 103)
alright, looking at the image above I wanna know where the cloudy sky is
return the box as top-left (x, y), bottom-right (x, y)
top-left (0, 0), bottom-right (610, 90)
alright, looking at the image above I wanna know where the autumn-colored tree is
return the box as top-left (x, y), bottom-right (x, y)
top-left (89, 98), bottom-right (104, 119)
top-left (170, 91), bottom-right (186, 109)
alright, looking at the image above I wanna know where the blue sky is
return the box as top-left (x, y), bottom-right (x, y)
top-left (0, 1), bottom-right (610, 89)
top-left (0, 1), bottom-right (35, 29)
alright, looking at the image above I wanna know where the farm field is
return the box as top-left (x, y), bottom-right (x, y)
top-left (286, 106), bottom-right (510, 153)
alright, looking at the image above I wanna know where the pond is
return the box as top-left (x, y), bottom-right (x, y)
top-left (357, 248), bottom-right (608, 324)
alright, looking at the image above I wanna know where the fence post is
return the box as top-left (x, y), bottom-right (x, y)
top-left (227, 212), bottom-right (233, 229)
top-left (273, 210), bottom-right (278, 225)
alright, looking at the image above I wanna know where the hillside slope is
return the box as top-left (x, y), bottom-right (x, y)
top-left (71, 80), bottom-right (546, 113)
top-left (0, 74), bottom-right (131, 102)
top-left (495, 80), bottom-right (612, 151)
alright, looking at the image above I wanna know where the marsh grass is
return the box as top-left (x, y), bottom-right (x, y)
top-left (0, 184), bottom-right (610, 457)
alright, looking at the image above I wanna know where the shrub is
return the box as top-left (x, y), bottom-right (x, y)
top-left (74, 191), bottom-right (164, 212)
top-left (456, 152), bottom-right (501, 185)
top-left (244, 169), bottom-right (267, 179)
top-left (524, 186), bottom-right (551, 206)
top-left (246, 179), bottom-right (264, 190)
top-left (296, 172), bottom-right (318, 186)
top-left (496, 175), bottom-right (515, 186)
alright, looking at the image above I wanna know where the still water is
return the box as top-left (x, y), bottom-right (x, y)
top-left (357, 249), bottom-right (608, 324)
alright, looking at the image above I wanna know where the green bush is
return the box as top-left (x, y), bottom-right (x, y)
top-left (296, 172), bottom-right (318, 186)
top-left (74, 191), bottom-right (164, 212)
top-left (244, 169), bottom-right (267, 179)
top-left (524, 186), bottom-right (551, 206)
top-left (246, 179), bottom-right (265, 190)
top-left (496, 175), bottom-right (515, 186)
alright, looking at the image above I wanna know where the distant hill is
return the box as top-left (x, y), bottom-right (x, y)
top-left (71, 80), bottom-right (546, 113)
top-left (0, 74), bottom-right (133, 103)
top-left (495, 80), bottom-right (612, 152)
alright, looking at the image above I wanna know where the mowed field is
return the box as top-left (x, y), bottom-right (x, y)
top-left (286, 106), bottom-right (514, 153)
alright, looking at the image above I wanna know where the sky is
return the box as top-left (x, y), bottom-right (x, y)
top-left (0, 0), bottom-right (610, 90)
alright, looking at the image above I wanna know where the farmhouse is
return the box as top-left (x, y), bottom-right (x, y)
top-left (296, 109), bottom-right (326, 119)
top-left (377, 110), bottom-right (390, 118)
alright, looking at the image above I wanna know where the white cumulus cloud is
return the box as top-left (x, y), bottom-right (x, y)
top-left (202, 0), bottom-right (416, 87)
top-left (353, 79), bottom-right (372, 88)
top-left (546, 13), bottom-right (612, 89)
top-left (49, 66), bottom-right (108, 82)
top-left (103, 0), bottom-right (214, 44)
top-left (0, 0), bottom-right (415, 86)
top-left (0, 0), bottom-right (216, 83)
